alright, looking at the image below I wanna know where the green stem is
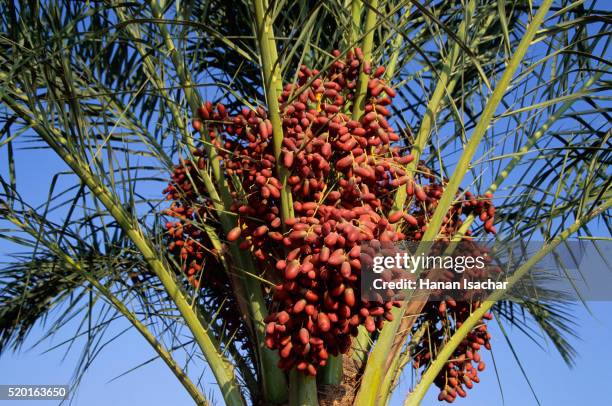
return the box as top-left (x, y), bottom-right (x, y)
top-left (346, 0), bottom-right (376, 368)
top-left (452, 69), bottom-right (605, 242)
top-left (142, 2), bottom-right (287, 400)
top-left (7, 214), bottom-right (209, 405)
top-left (352, 0), bottom-right (379, 120)
top-left (252, 0), bottom-right (294, 223)
top-left (113, 2), bottom-right (230, 262)
top-left (355, 2), bottom-right (554, 404)
top-left (249, 0), bottom-right (295, 402)
top-left (111, 1), bottom-right (193, 149)
top-left (384, 22), bottom-right (407, 83)
top-left (419, 0), bottom-right (553, 245)
top-left (355, 313), bottom-right (399, 405)
top-left (374, 1), bottom-right (480, 393)
top-left (289, 371), bottom-right (319, 406)
top-left (404, 198), bottom-right (612, 405)
top-left (391, 0), bottom-right (475, 213)
top-left (350, 0), bottom-right (363, 44)
top-left (146, 0), bottom-right (229, 201)
top-left (4, 211), bottom-right (210, 406)
top-left (382, 321), bottom-right (429, 406)
top-left (320, 356), bottom-right (343, 385)
top-left (351, 325), bottom-right (371, 365)
top-left (2, 96), bottom-right (245, 406)
top-left (337, 0), bottom-right (380, 381)
top-left (94, 282), bottom-right (210, 406)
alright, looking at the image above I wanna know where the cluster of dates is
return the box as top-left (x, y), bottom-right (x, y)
top-left (404, 240), bottom-right (499, 403)
top-left (413, 300), bottom-right (493, 403)
top-left (162, 161), bottom-right (252, 345)
top-left (164, 160), bottom-right (206, 287)
top-left (162, 49), bottom-right (497, 400)
top-left (218, 49), bottom-right (410, 373)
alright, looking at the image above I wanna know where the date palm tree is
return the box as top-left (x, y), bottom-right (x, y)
top-left (0, 0), bottom-right (609, 405)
